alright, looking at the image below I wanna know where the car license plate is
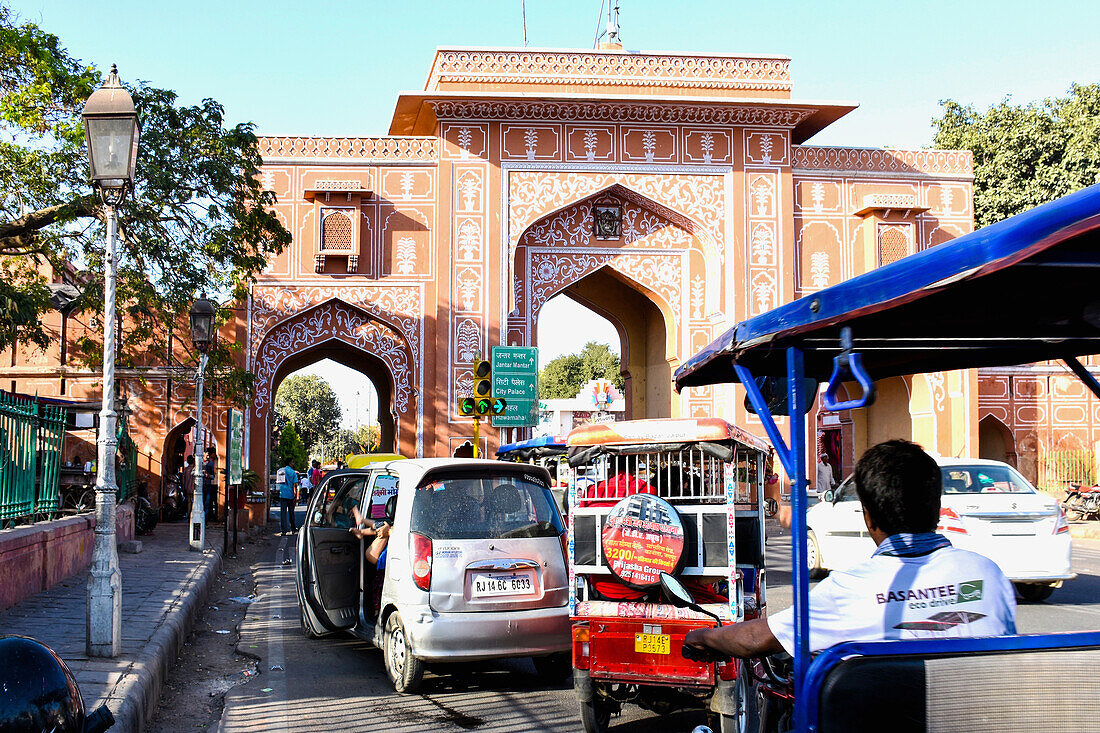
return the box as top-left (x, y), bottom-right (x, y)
top-left (634, 632), bottom-right (670, 655)
top-left (472, 572), bottom-right (533, 597)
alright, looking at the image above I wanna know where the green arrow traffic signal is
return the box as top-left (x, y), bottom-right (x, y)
top-left (491, 398), bottom-right (507, 415)
top-left (476, 397), bottom-right (493, 416)
top-left (459, 397), bottom-right (475, 416)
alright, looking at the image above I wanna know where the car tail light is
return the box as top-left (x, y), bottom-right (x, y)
top-left (411, 532), bottom-right (432, 591)
top-left (1054, 507), bottom-right (1069, 535)
top-left (938, 507), bottom-right (968, 534)
top-left (572, 623), bottom-right (591, 670)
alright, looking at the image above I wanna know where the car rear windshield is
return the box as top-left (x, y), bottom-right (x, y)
top-left (411, 472), bottom-right (565, 540)
top-left (941, 465), bottom-right (1034, 494)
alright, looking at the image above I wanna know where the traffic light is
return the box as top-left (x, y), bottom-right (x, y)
top-left (490, 397), bottom-right (507, 416)
top-left (473, 358), bottom-right (492, 400)
top-left (458, 397), bottom-right (476, 416)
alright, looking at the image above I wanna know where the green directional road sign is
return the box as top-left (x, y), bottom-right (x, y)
top-left (491, 346), bottom-right (538, 427)
top-left (229, 409), bottom-right (244, 486)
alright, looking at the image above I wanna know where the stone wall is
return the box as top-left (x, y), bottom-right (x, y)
top-left (0, 504), bottom-right (134, 611)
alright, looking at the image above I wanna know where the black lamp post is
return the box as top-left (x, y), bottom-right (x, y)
top-left (83, 64), bottom-right (139, 659)
top-left (187, 294), bottom-right (217, 551)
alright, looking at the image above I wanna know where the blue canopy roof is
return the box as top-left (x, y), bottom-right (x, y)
top-left (496, 434), bottom-right (567, 459)
top-left (676, 182), bottom-right (1100, 388)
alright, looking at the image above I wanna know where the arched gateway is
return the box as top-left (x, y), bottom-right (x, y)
top-left (2, 46), bottom-right (996, 527)
top-left (245, 45), bottom-right (980, 483)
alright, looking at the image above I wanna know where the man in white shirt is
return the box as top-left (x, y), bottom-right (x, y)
top-left (685, 439), bottom-right (1017, 657)
top-left (816, 452), bottom-right (836, 494)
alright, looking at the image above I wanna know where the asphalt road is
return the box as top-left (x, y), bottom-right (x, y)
top-left (217, 509), bottom-right (1100, 732)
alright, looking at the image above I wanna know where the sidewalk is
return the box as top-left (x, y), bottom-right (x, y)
top-left (0, 521), bottom-right (223, 733)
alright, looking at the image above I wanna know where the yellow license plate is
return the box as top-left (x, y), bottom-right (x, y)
top-left (634, 632), bottom-right (670, 655)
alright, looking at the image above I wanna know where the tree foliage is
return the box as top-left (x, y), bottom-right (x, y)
top-left (0, 5), bottom-right (291, 384)
top-left (539, 341), bottom-right (624, 399)
top-left (274, 374), bottom-right (342, 455)
top-left (933, 84), bottom-right (1100, 228)
top-left (274, 424), bottom-right (308, 472)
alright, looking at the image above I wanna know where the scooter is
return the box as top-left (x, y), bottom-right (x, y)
top-left (161, 477), bottom-right (188, 522)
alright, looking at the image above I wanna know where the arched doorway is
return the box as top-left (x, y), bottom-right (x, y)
top-left (249, 299), bottom-right (419, 487)
top-left (272, 346), bottom-right (396, 456)
top-left (978, 415), bottom-right (1017, 467)
top-left (515, 188), bottom-right (692, 420)
top-left (545, 268), bottom-right (672, 419)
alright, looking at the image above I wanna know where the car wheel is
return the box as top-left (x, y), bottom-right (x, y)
top-left (1015, 582), bottom-right (1056, 603)
top-left (807, 530), bottom-right (826, 580)
top-left (578, 696), bottom-right (613, 733)
top-left (383, 612), bottom-right (424, 693)
top-left (532, 652), bottom-right (572, 681)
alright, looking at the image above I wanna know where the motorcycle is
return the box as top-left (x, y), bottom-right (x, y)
top-left (1062, 483), bottom-right (1100, 521)
top-left (133, 481), bottom-right (159, 535)
top-left (161, 476), bottom-right (188, 522)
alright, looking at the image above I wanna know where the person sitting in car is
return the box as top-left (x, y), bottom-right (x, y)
top-left (686, 439), bottom-right (1017, 658)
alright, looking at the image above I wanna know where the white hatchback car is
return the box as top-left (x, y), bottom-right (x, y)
top-left (806, 457), bottom-right (1074, 601)
top-left (295, 458), bottom-right (571, 692)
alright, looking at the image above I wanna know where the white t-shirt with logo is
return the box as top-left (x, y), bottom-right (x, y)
top-left (768, 546), bottom-right (1017, 655)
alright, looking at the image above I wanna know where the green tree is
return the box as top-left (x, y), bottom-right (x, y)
top-left (274, 374), bottom-right (342, 455)
top-left (353, 424), bottom-right (380, 453)
top-left (932, 84), bottom-right (1100, 228)
top-left (539, 341), bottom-right (624, 399)
top-left (0, 5), bottom-right (291, 377)
top-left (274, 423), bottom-right (308, 471)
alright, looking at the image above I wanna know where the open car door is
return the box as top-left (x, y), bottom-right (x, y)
top-left (295, 473), bottom-right (366, 636)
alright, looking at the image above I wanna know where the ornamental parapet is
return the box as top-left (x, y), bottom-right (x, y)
top-left (258, 136), bottom-right (437, 163)
top-left (426, 48), bottom-right (792, 94)
top-left (793, 145), bottom-right (973, 178)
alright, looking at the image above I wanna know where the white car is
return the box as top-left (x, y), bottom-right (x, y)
top-left (806, 457), bottom-right (1074, 601)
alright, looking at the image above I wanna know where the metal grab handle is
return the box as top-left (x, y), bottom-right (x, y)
top-left (822, 328), bottom-right (876, 411)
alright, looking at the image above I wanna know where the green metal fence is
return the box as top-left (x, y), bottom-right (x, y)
top-left (1037, 445), bottom-right (1096, 493)
top-left (0, 391), bottom-right (68, 522)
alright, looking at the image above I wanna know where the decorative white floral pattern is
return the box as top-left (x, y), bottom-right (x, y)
top-left (455, 319), bottom-right (481, 363)
top-left (395, 237), bottom-right (417, 274)
top-left (691, 276), bottom-right (705, 319)
top-left (810, 251), bottom-right (830, 289)
top-left (252, 301), bottom-right (415, 420)
top-left (457, 219), bottom-right (481, 260)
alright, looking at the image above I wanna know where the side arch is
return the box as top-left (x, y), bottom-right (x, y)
top-left (978, 414), bottom-right (1017, 467)
top-left (249, 298), bottom-right (420, 482)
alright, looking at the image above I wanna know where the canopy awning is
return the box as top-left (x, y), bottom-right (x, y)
top-left (496, 434), bottom-right (567, 460)
top-left (676, 182), bottom-right (1100, 387)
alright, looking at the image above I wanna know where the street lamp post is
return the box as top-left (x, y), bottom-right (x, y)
top-left (82, 64), bottom-right (140, 658)
top-left (188, 295), bottom-right (217, 552)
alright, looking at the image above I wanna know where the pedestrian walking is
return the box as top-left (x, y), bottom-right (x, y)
top-left (309, 459), bottom-right (322, 489)
top-left (299, 470), bottom-right (313, 505)
top-left (277, 459), bottom-right (298, 535)
top-left (181, 454), bottom-right (196, 508)
top-left (202, 447), bottom-right (218, 521)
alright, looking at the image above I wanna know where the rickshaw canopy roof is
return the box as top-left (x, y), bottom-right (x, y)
top-left (496, 434), bottom-right (567, 460)
top-left (675, 182), bottom-right (1100, 387)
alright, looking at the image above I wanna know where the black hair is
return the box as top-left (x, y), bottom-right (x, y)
top-left (854, 439), bottom-right (941, 536)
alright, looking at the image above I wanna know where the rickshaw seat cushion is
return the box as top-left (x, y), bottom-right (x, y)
top-left (818, 655), bottom-right (925, 732)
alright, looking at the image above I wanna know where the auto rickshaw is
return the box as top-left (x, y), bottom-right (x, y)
top-left (675, 181), bottom-right (1100, 731)
top-left (565, 417), bottom-right (771, 732)
top-left (497, 435), bottom-right (569, 513)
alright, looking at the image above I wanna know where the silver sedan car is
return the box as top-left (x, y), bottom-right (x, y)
top-left (295, 458), bottom-right (571, 692)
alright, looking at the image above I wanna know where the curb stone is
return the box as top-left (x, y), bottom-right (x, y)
top-left (109, 545), bottom-right (223, 733)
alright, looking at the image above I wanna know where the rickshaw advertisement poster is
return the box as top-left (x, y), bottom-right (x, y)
top-left (601, 494), bottom-right (686, 588)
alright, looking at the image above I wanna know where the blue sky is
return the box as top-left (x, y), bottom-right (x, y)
top-left (13, 0), bottom-right (1097, 424)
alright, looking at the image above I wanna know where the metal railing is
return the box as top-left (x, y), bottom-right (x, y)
top-left (0, 391), bottom-right (67, 522)
top-left (1037, 445), bottom-right (1096, 494)
top-left (116, 414), bottom-right (137, 502)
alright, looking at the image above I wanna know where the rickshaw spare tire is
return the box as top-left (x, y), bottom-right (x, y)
top-left (600, 493), bottom-right (686, 590)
